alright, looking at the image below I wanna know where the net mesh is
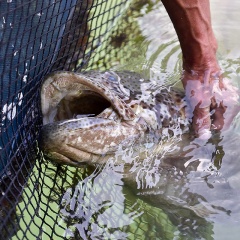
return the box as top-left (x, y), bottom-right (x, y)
top-left (0, 0), bottom-right (134, 238)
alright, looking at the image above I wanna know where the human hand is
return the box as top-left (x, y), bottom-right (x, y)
top-left (182, 70), bottom-right (240, 138)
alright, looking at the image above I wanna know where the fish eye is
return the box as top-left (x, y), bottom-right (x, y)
top-left (104, 72), bottom-right (118, 82)
top-left (108, 75), bottom-right (117, 82)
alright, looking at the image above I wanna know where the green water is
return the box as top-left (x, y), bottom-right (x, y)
top-left (13, 0), bottom-right (240, 239)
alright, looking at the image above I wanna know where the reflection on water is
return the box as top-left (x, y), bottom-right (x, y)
top-left (17, 0), bottom-right (240, 239)
top-left (58, 125), bottom-right (240, 239)
top-left (211, 0), bottom-right (240, 60)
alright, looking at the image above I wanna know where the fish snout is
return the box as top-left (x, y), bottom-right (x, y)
top-left (38, 123), bottom-right (73, 165)
top-left (39, 122), bottom-right (85, 165)
top-left (39, 117), bottom-right (147, 166)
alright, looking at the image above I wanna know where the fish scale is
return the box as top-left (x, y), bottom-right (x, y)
top-left (39, 70), bottom-right (189, 165)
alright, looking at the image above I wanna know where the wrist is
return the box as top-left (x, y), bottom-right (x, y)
top-left (182, 55), bottom-right (220, 73)
top-left (181, 63), bottom-right (222, 88)
top-left (181, 27), bottom-right (219, 72)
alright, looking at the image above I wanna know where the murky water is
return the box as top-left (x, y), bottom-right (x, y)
top-left (15, 0), bottom-right (240, 239)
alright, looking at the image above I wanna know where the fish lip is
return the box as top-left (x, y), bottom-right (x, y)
top-left (41, 71), bottom-right (136, 125)
top-left (59, 157), bottom-right (86, 167)
top-left (43, 151), bottom-right (87, 167)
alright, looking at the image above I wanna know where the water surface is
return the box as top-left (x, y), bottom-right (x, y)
top-left (15, 0), bottom-right (240, 239)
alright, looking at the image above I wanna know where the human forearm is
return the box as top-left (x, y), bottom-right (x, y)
top-left (161, 0), bottom-right (220, 73)
top-left (160, 0), bottom-right (240, 137)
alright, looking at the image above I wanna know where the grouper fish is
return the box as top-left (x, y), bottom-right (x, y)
top-left (39, 71), bottom-right (240, 232)
top-left (40, 70), bottom-right (189, 165)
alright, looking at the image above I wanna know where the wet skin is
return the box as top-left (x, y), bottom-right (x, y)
top-left (39, 71), bottom-right (190, 166)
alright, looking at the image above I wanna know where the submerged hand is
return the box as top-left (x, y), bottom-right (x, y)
top-left (182, 70), bottom-right (240, 137)
top-left (161, 0), bottom-right (240, 137)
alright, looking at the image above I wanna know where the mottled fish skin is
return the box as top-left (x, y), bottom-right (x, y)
top-left (39, 70), bottom-right (189, 166)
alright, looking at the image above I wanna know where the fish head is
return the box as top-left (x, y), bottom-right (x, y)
top-left (39, 71), bottom-right (148, 166)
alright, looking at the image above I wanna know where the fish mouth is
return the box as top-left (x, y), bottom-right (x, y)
top-left (41, 71), bottom-right (135, 125)
top-left (52, 90), bottom-right (111, 122)
top-left (39, 71), bottom-right (138, 165)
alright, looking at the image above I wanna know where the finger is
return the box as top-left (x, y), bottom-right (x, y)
top-left (203, 69), bottom-right (211, 86)
top-left (217, 104), bottom-right (240, 131)
top-left (210, 96), bottom-right (217, 109)
top-left (219, 101), bottom-right (227, 112)
top-left (211, 103), bottom-right (226, 130)
top-left (192, 103), bottom-right (211, 137)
